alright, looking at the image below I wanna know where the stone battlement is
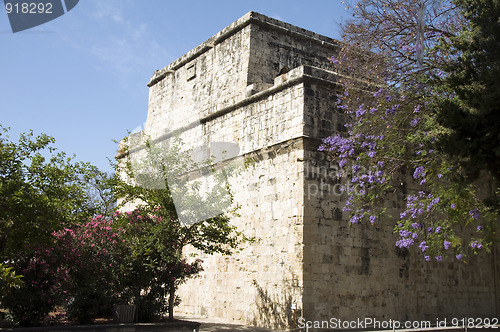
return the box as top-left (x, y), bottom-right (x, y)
top-left (147, 11), bottom-right (339, 88)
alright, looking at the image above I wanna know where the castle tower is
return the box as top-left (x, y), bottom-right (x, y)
top-left (141, 11), bottom-right (498, 330)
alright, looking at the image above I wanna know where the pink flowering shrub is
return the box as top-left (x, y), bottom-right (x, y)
top-left (53, 215), bottom-right (124, 323)
top-left (2, 244), bottom-right (66, 326)
top-left (2, 211), bottom-right (204, 326)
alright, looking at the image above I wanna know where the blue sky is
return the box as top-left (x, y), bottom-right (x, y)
top-left (1, 0), bottom-right (348, 172)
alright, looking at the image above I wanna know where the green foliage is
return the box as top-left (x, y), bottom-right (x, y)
top-left (56, 217), bottom-right (120, 324)
top-left (0, 125), bottom-right (243, 325)
top-left (0, 126), bottom-right (113, 261)
top-left (1, 243), bottom-right (64, 326)
top-left (111, 210), bottom-right (203, 322)
top-left (114, 134), bottom-right (247, 255)
top-left (434, 0), bottom-right (500, 182)
top-left (0, 263), bottom-right (22, 297)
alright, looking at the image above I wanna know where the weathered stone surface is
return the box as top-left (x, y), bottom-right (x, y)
top-left (133, 11), bottom-right (499, 330)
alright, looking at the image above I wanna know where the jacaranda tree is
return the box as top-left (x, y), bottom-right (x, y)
top-left (321, 0), bottom-right (498, 261)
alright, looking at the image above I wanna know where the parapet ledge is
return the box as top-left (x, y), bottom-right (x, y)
top-left (274, 65), bottom-right (341, 90)
top-left (246, 66), bottom-right (340, 98)
top-left (202, 65), bottom-right (340, 122)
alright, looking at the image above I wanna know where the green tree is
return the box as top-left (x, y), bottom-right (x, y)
top-left (0, 127), bottom-right (93, 259)
top-left (113, 133), bottom-right (248, 320)
top-left (434, 0), bottom-right (500, 183)
top-left (0, 126), bottom-right (116, 326)
top-left (110, 210), bottom-right (203, 322)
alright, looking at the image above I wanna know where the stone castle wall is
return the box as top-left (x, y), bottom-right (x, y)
top-left (139, 11), bottom-right (499, 330)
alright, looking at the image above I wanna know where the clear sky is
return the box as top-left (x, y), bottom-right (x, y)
top-left (1, 0), bottom-right (349, 172)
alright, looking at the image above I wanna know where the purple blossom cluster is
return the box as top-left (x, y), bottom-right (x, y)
top-left (320, 0), bottom-right (484, 264)
top-left (319, 134), bottom-right (355, 167)
top-left (469, 209), bottom-right (480, 220)
top-left (470, 240), bottom-right (483, 250)
top-left (418, 241), bottom-right (429, 252)
top-left (412, 166), bottom-right (426, 183)
top-left (396, 229), bottom-right (418, 248)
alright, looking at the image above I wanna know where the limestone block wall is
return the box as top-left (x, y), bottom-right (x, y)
top-left (135, 10), bottom-right (499, 330)
top-left (173, 72), bottom-right (308, 329)
top-left (246, 13), bottom-right (338, 86)
top-left (145, 21), bottom-right (252, 143)
top-left (177, 141), bottom-right (304, 329)
top-left (302, 155), bottom-right (498, 322)
top-left (144, 11), bottom-right (339, 146)
top-left (301, 75), bottom-right (499, 324)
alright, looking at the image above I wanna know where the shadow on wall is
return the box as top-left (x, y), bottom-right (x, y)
top-left (251, 274), bottom-right (300, 330)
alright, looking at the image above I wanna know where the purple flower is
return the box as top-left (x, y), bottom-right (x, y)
top-left (477, 225), bottom-right (483, 231)
top-left (356, 108), bottom-right (366, 118)
top-left (437, 173), bottom-right (443, 178)
top-left (350, 215), bottom-right (360, 224)
top-left (329, 56), bottom-right (339, 64)
top-left (435, 226), bottom-right (442, 234)
top-left (435, 256), bottom-right (442, 261)
top-left (399, 230), bottom-right (412, 238)
top-left (419, 241), bottom-right (428, 252)
top-left (470, 240), bottom-right (483, 249)
top-left (444, 240), bottom-right (451, 250)
top-left (413, 166), bottom-right (425, 179)
top-left (469, 209), bottom-right (480, 220)
top-left (424, 255), bottom-right (430, 261)
top-left (456, 254), bottom-right (463, 260)
top-left (410, 118), bottom-right (420, 127)
top-left (373, 88), bottom-right (384, 97)
top-left (396, 238), bottom-right (414, 248)
top-left (369, 215), bottom-right (376, 224)
top-left (450, 203), bottom-right (456, 209)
